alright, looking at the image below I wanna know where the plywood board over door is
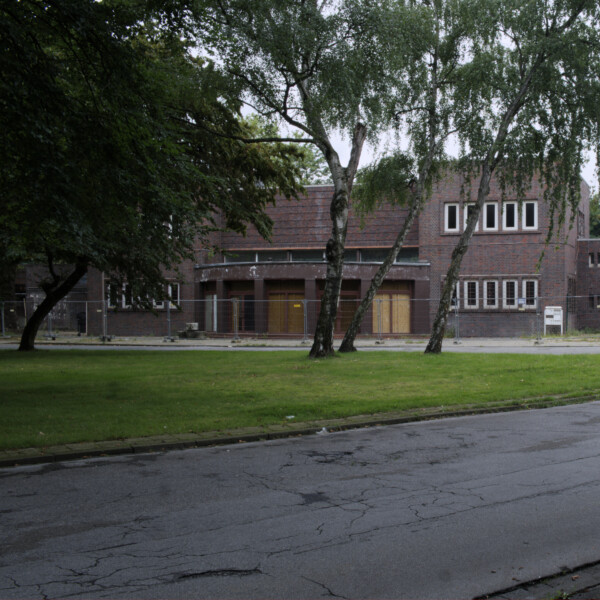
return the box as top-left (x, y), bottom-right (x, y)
top-left (372, 293), bottom-right (411, 333)
top-left (268, 293), bottom-right (305, 334)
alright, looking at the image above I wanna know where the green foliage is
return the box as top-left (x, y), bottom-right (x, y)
top-left (352, 152), bottom-right (415, 217)
top-left (0, 0), bottom-right (303, 304)
top-left (450, 0), bottom-right (600, 235)
top-left (195, 0), bottom-right (396, 164)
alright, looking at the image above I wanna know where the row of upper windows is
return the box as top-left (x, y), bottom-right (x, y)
top-left (223, 248), bottom-right (420, 264)
top-left (451, 279), bottom-right (538, 310)
top-left (444, 201), bottom-right (538, 233)
top-left (106, 282), bottom-right (180, 310)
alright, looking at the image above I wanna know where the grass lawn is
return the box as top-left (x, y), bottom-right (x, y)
top-left (1, 349), bottom-right (600, 450)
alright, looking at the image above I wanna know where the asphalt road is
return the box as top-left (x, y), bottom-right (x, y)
top-left (2, 403), bottom-right (600, 599)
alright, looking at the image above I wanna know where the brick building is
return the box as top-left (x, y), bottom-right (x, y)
top-left (81, 171), bottom-right (592, 338)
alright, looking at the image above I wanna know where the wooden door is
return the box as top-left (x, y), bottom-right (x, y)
top-left (288, 294), bottom-right (304, 333)
top-left (268, 294), bottom-right (285, 333)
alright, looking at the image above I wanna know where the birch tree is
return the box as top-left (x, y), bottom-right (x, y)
top-left (425, 0), bottom-right (600, 353)
top-left (196, 0), bottom-right (400, 357)
top-left (339, 0), bottom-right (468, 352)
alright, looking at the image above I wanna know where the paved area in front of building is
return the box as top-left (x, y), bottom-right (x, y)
top-left (3, 333), bottom-right (600, 353)
top-left (3, 403), bottom-right (600, 599)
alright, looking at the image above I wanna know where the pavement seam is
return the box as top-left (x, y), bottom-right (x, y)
top-left (1, 394), bottom-right (597, 469)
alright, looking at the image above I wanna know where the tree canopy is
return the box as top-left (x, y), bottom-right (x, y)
top-left (0, 0), bottom-right (304, 350)
top-left (195, 0), bottom-right (402, 357)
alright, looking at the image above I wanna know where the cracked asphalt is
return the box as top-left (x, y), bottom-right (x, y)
top-left (2, 402), bottom-right (600, 599)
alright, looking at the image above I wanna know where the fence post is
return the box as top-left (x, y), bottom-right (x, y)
top-left (453, 302), bottom-right (461, 345)
top-left (102, 295), bottom-right (109, 341)
top-left (535, 298), bottom-right (542, 344)
top-left (164, 298), bottom-right (175, 342)
top-left (232, 298), bottom-right (240, 341)
top-left (45, 309), bottom-right (56, 340)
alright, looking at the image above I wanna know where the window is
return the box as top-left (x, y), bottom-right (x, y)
top-left (167, 283), bottom-right (180, 308)
top-left (503, 280), bottom-right (518, 309)
top-left (106, 283), bottom-right (132, 309)
top-left (106, 283), bottom-right (120, 309)
top-left (503, 202), bottom-right (517, 231)
top-left (589, 294), bottom-right (595, 310)
top-left (451, 283), bottom-right (460, 308)
top-left (395, 248), bottom-right (419, 263)
top-left (225, 251), bottom-right (257, 263)
top-left (523, 280), bottom-right (537, 308)
top-left (344, 249), bottom-right (359, 262)
top-left (597, 252), bottom-right (600, 267)
top-left (483, 203), bottom-right (498, 231)
top-left (463, 204), bottom-right (479, 231)
top-left (257, 250), bottom-right (288, 262)
top-left (523, 201), bottom-right (538, 230)
top-left (484, 280), bottom-right (498, 308)
top-left (291, 250), bottom-right (324, 262)
top-left (361, 248), bottom-right (390, 262)
top-left (590, 253), bottom-right (596, 267)
top-left (445, 203), bottom-right (459, 232)
top-left (464, 281), bottom-right (478, 309)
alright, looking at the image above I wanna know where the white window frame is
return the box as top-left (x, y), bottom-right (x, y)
top-left (590, 252), bottom-right (596, 268)
top-left (522, 201), bottom-right (538, 230)
top-left (502, 201), bottom-right (518, 231)
top-left (122, 284), bottom-right (132, 309)
top-left (450, 281), bottom-right (460, 308)
top-left (167, 283), bottom-right (180, 308)
top-left (483, 203), bottom-right (498, 232)
top-left (106, 283), bottom-right (132, 309)
top-left (483, 280), bottom-right (498, 309)
top-left (463, 203), bottom-right (479, 232)
top-left (503, 280), bottom-right (518, 309)
top-left (464, 280), bottom-right (479, 309)
top-left (522, 279), bottom-right (538, 309)
top-left (444, 203), bottom-right (460, 233)
top-left (106, 283), bottom-right (119, 309)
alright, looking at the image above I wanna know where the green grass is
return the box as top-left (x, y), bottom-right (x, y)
top-left (2, 349), bottom-right (600, 450)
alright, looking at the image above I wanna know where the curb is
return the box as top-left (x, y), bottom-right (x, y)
top-left (1, 395), bottom-right (596, 469)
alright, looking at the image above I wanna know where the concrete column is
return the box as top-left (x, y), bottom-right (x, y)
top-left (254, 278), bottom-right (266, 334)
top-left (304, 278), bottom-right (317, 335)
top-left (216, 280), bottom-right (225, 334)
top-left (413, 279), bottom-right (430, 334)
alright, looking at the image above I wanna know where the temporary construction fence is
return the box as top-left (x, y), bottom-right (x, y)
top-left (1, 294), bottom-right (599, 343)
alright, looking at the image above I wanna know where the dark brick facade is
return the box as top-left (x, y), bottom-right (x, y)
top-left (81, 173), bottom-right (594, 338)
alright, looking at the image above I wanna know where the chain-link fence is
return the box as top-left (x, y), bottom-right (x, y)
top-left (3, 294), bottom-right (600, 342)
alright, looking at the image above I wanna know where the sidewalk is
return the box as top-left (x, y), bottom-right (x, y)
top-left (4, 332), bottom-right (600, 351)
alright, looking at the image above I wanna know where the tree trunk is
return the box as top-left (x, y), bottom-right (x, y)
top-left (18, 262), bottom-right (88, 351)
top-left (425, 165), bottom-right (492, 354)
top-left (309, 186), bottom-right (349, 358)
top-left (308, 122), bottom-right (367, 358)
top-left (339, 193), bottom-right (421, 353)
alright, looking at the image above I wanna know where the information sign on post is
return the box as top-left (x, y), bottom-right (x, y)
top-left (544, 306), bottom-right (563, 335)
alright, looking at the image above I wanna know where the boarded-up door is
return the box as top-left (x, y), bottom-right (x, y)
top-left (288, 294), bottom-right (304, 333)
top-left (268, 293), bottom-right (305, 333)
top-left (268, 294), bottom-right (286, 333)
top-left (373, 293), bottom-right (410, 333)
